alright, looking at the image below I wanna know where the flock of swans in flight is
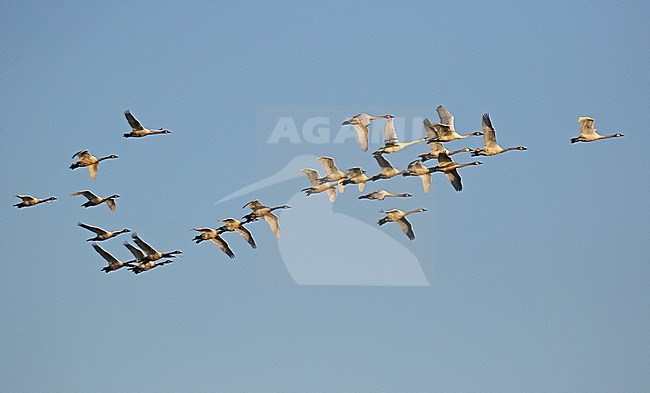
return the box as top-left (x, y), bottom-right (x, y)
top-left (13, 106), bottom-right (623, 272)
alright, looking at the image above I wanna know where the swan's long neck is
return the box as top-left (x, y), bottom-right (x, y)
top-left (502, 146), bottom-right (525, 152)
top-left (403, 138), bottom-right (426, 147)
top-left (404, 209), bottom-right (424, 216)
top-left (98, 155), bottom-right (116, 162)
top-left (600, 134), bottom-right (622, 140)
top-left (270, 205), bottom-right (290, 211)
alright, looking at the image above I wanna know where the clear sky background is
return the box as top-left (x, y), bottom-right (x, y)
top-left (1, 1), bottom-right (649, 391)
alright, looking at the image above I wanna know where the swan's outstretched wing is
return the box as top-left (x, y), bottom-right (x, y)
top-left (235, 226), bottom-right (257, 248)
top-left (383, 117), bottom-right (399, 144)
top-left (374, 154), bottom-right (394, 170)
top-left (105, 198), bottom-right (117, 212)
top-left (436, 152), bottom-right (453, 164)
top-left (419, 174), bottom-right (432, 194)
top-left (436, 105), bottom-right (455, 131)
top-left (346, 167), bottom-right (363, 177)
top-left (423, 118), bottom-right (439, 140)
top-left (353, 124), bottom-right (369, 151)
top-left (210, 236), bottom-right (235, 259)
top-left (78, 222), bottom-right (107, 235)
top-left (70, 190), bottom-right (98, 200)
top-left (243, 199), bottom-right (264, 210)
top-left (88, 164), bottom-right (98, 180)
top-left (15, 195), bottom-right (36, 202)
top-left (193, 227), bottom-right (215, 233)
top-left (445, 169), bottom-right (462, 192)
top-left (430, 122), bottom-right (453, 138)
top-left (92, 243), bottom-right (120, 264)
top-left (262, 212), bottom-right (281, 238)
top-left (124, 110), bottom-right (144, 131)
top-left (427, 141), bottom-right (445, 156)
top-left (482, 113), bottom-right (498, 148)
top-left (326, 187), bottom-right (336, 202)
top-left (407, 160), bottom-right (425, 171)
top-left (316, 156), bottom-right (340, 175)
top-left (578, 116), bottom-right (596, 136)
top-left (300, 168), bottom-right (321, 186)
top-left (71, 149), bottom-right (90, 159)
top-left (123, 241), bottom-right (146, 260)
top-left (396, 217), bottom-right (415, 241)
top-left (131, 233), bottom-right (158, 256)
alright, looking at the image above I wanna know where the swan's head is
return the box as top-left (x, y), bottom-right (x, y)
top-left (517, 146), bottom-right (527, 150)
top-left (472, 161), bottom-right (483, 165)
top-left (614, 133), bottom-right (624, 137)
top-left (384, 114), bottom-right (395, 119)
top-left (109, 194), bottom-right (121, 199)
top-left (159, 128), bottom-right (171, 134)
top-left (472, 132), bottom-right (483, 136)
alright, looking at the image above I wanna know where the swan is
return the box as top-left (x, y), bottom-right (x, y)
top-left (77, 222), bottom-right (130, 241)
top-left (242, 199), bottom-right (290, 238)
top-left (341, 167), bottom-right (371, 191)
top-left (570, 116), bottom-right (623, 143)
top-left (316, 156), bottom-right (347, 192)
top-left (342, 113), bottom-right (393, 151)
top-left (13, 195), bottom-right (56, 208)
top-left (377, 208), bottom-right (427, 241)
top-left (430, 152), bottom-right (482, 192)
top-left (358, 190), bottom-right (412, 200)
top-left (216, 218), bottom-right (257, 249)
top-left (471, 113), bottom-right (527, 156)
top-left (123, 110), bottom-right (171, 138)
top-left (300, 168), bottom-right (337, 202)
top-left (369, 154), bottom-right (403, 181)
top-left (373, 116), bottom-right (426, 155)
top-left (70, 190), bottom-right (120, 211)
top-left (425, 105), bottom-right (483, 143)
top-left (401, 160), bottom-right (432, 193)
top-left (69, 149), bottom-right (118, 180)
top-left (192, 227), bottom-right (235, 259)
top-left (129, 259), bottom-right (174, 274)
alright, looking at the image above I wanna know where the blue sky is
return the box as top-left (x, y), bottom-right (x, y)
top-left (1, 1), bottom-right (649, 391)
